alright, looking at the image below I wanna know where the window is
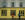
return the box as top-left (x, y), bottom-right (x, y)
top-left (2, 0), bottom-right (6, 8)
top-left (1, 10), bottom-right (7, 16)
top-left (20, 2), bottom-right (22, 7)
top-left (19, 10), bottom-right (24, 16)
top-left (11, 2), bottom-right (14, 7)
top-left (10, 10), bottom-right (16, 16)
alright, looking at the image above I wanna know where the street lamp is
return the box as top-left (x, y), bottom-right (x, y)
top-left (18, 10), bottom-right (20, 20)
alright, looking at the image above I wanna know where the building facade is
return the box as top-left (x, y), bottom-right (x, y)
top-left (0, 0), bottom-right (25, 20)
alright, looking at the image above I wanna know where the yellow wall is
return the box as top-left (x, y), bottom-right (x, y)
top-left (0, 8), bottom-right (25, 18)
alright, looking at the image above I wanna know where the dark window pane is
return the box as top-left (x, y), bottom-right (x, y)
top-left (11, 2), bottom-right (14, 7)
top-left (20, 2), bottom-right (22, 7)
top-left (23, 10), bottom-right (24, 16)
top-left (1, 10), bottom-right (3, 16)
top-left (11, 10), bottom-right (16, 16)
top-left (21, 11), bottom-right (22, 14)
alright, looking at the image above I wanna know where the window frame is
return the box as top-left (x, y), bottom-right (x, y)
top-left (1, 10), bottom-right (7, 16)
top-left (10, 10), bottom-right (16, 16)
top-left (19, 10), bottom-right (24, 16)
